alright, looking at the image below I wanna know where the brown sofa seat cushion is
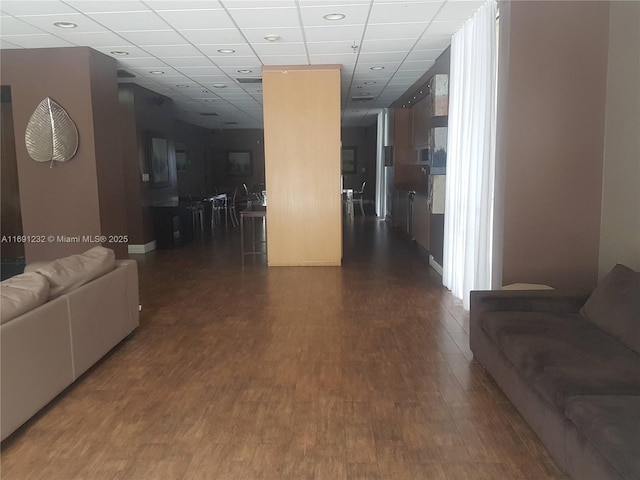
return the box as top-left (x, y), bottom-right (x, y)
top-left (565, 395), bottom-right (640, 480)
top-left (481, 312), bottom-right (640, 409)
top-left (581, 264), bottom-right (640, 354)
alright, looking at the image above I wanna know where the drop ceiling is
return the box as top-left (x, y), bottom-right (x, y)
top-left (0, 0), bottom-right (485, 129)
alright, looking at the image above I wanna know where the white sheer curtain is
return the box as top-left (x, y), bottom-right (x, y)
top-left (443, 0), bottom-right (497, 309)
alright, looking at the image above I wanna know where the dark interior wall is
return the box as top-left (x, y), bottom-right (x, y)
top-left (118, 85), bottom-right (145, 245)
top-left (0, 86), bottom-right (24, 261)
top-left (341, 126), bottom-right (377, 201)
top-left (118, 83), bottom-right (176, 245)
top-left (175, 120), bottom-right (215, 197)
top-left (210, 129), bottom-right (265, 192)
top-left (497, 1), bottom-right (610, 290)
top-left (1, 47), bottom-right (109, 262)
top-left (89, 49), bottom-right (128, 258)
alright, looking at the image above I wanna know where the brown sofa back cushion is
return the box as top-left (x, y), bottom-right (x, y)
top-left (581, 264), bottom-right (640, 354)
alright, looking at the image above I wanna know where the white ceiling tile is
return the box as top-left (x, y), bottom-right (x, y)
top-left (309, 53), bottom-right (356, 65)
top-left (148, 0), bottom-right (223, 10)
top-left (118, 57), bottom-right (171, 69)
top-left (0, 39), bottom-right (21, 48)
top-left (241, 26), bottom-right (304, 43)
top-left (118, 30), bottom-right (185, 46)
top-left (198, 43), bottom-right (255, 56)
top-left (180, 28), bottom-right (246, 45)
top-left (358, 51), bottom-right (409, 64)
top-left (436, 1), bottom-right (484, 21)
top-left (226, 7), bottom-right (300, 29)
top-left (0, 16), bottom-right (47, 35)
top-left (161, 56), bottom-right (213, 67)
top-left (95, 45), bottom-right (151, 58)
top-left (404, 49), bottom-right (440, 62)
top-left (304, 25), bottom-right (365, 43)
top-left (87, 11), bottom-right (172, 31)
top-left (156, 9), bottom-right (235, 30)
top-left (219, 65), bottom-right (261, 75)
top-left (252, 42), bottom-right (306, 56)
top-left (222, 1), bottom-right (296, 8)
top-left (174, 65), bottom-right (224, 76)
top-left (1, 34), bottom-right (74, 48)
top-left (190, 75), bottom-right (232, 82)
top-left (57, 31), bottom-right (133, 47)
top-left (368, 2), bottom-right (443, 24)
top-left (64, 1), bottom-right (150, 13)
top-left (260, 55), bottom-right (308, 65)
top-left (415, 35), bottom-right (450, 50)
top-left (359, 38), bottom-right (417, 53)
top-left (11, 13), bottom-right (110, 34)
top-left (299, 4), bottom-right (370, 27)
top-left (364, 22), bottom-right (427, 41)
top-left (143, 44), bottom-right (202, 57)
top-left (307, 41), bottom-right (356, 55)
top-left (0, 1), bottom-right (77, 16)
top-left (424, 20), bottom-right (464, 36)
top-left (212, 56), bottom-right (261, 67)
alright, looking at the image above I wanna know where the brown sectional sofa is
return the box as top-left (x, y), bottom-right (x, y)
top-left (470, 264), bottom-right (640, 480)
top-left (0, 247), bottom-right (139, 441)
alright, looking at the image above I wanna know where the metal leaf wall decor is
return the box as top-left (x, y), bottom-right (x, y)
top-left (25, 97), bottom-right (79, 165)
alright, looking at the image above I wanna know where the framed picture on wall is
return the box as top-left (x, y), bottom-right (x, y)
top-left (175, 143), bottom-right (188, 172)
top-left (226, 150), bottom-right (252, 176)
top-left (147, 132), bottom-right (170, 188)
top-left (341, 147), bottom-right (357, 174)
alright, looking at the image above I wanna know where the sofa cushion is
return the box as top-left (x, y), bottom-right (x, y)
top-left (25, 246), bottom-right (115, 299)
top-left (581, 264), bottom-right (640, 354)
top-left (481, 311), bottom-right (640, 409)
top-left (565, 395), bottom-right (640, 480)
top-left (0, 272), bottom-right (50, 324)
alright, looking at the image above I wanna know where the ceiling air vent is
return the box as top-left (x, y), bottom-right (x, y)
top-left (236, 77), bottom-right (262, 84)
top-left (117, 69), bottom-right (135, 78)
top-left (199, 112), bottom-right (218, 116)
top-left (351, 96), bottom-right (375, 102)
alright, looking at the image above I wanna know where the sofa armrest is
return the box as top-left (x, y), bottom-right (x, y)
top-left (470, 289), bottom-right (590, 317)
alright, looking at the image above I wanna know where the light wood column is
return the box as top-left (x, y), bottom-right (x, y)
top-left (262, 65), bottom-right (342, 266)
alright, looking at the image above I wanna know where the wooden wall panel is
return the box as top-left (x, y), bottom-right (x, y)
top-left (262, 66), bottom-right (342, 266)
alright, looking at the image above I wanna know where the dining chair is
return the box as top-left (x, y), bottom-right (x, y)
top-left (228, 187), bottom-right (240, 227)
top-left (353, 181), bottom-right (366, 216)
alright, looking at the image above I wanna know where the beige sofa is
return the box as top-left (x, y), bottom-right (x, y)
top-left (0, 247), bottom-right (139, 441)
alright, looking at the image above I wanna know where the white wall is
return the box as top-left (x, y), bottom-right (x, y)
top-left (598, 1), bottom-right (640, 277)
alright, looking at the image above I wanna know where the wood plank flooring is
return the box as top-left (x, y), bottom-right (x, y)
top-left (0, 216), bottom-right (568, 480)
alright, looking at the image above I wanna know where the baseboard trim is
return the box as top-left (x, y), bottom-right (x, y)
top-left (128, 241), bottom-right (156, 255)
top-left (429, 255), bottom-right (443, 276)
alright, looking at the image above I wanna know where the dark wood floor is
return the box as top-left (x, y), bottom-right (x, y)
top-left (0, 215), bottom-right (568, 479)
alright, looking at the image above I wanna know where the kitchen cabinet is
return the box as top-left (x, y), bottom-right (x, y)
top-left (412, 193), bottom-right (430, 251)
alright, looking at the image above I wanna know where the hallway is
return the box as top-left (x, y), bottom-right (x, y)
top-left (0, 216), bottom-right (566, 479)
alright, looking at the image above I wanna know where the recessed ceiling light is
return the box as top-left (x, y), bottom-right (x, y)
top-left (323, 13), bottom-right (345, 21)
top-left (264, 34), bottom-right (281, 42)
top-left (110, 51), bottom-right (129, 56)
top-left (176, 84), bottom-right (189, 88)
top-left (149, 70), bottom-right (165, 75)
top-left (237, 69), bottom-right (252, 74)
top-left (53, 21), bottom-right (77, 28)
top-left (213, 84), bottom-right (227, 88)
top-left (364, 81), bottom-right (376, 85)
top-left (370, 66), bottom-right (385, 70)
top-left (217, 48), bottom-right (235, 54)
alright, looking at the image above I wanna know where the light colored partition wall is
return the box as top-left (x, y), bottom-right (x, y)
top-left (262, 65), bottom-right (342, 266)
